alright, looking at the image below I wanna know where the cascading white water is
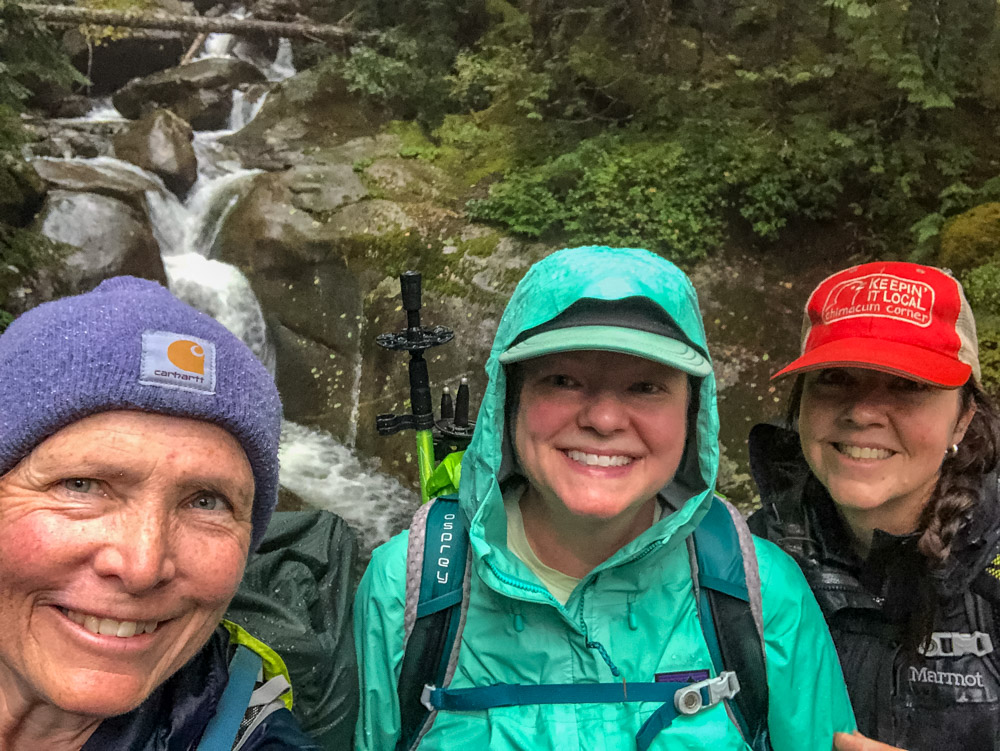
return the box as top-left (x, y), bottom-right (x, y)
top-left (278, 422), bottom-right (417, 555)
top-left (228, 90), bottom-right (269, 132)
top-left (164, 254), bottom-right (275, 372)
top-left (268, 39), bottom-right (296, 82)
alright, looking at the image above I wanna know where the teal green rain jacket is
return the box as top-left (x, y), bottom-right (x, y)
top-left (355, 246), bottom-right (855, 750)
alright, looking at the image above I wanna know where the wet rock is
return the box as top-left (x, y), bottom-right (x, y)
top-left (21, 116), bottom-right (125, 161)
top-left (112, 58), bottom-right (267, 130)
top-left (272, 313), bottom-right (361, 443)
top-left (31, 158), bottom-right (162, 215)
top-left (223, 65), bottom-right (385, 167)
top-left (362, 157), bottom-right (451, 203)
top-left (34, 190), bottom-right (167, 292)
top-left (113, 109), bottom-right (198, 196)
top-left (286, 164), bottom-right (368, 214)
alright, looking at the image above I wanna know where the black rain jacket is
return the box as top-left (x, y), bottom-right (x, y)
top-left (748, 423), bottom-right (1000, 751)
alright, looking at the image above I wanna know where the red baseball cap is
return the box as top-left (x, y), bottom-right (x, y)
top-left (773, 261), bottom-right (980, 387)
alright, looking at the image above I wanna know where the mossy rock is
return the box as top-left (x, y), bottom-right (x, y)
top-left (939, 202), bottom-right (1000, 275)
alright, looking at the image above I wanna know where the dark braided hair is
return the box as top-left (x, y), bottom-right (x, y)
top-left (786, 375), bottom-right (1000, 570)
top-left (917, 382), bottom-right (1000, 567)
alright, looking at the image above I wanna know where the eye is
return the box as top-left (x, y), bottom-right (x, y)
top-left (813, 368), bottom-right (852, 386)
top-left (61, 478), bottom-right (95, 494)
top-left (629, 381), bottom-right (663, 395)
top-left (544, 374), bottom-right (578, 388)
top-left (890, 376), bottom-right (930, 393)
top-left (188, 493), bottom-right (232, 513)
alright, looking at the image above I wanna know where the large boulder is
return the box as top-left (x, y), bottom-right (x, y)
top-left (113, 109), bottom-right (198, 196)
top-left (34, 190), bottom-right (167, 292)
top-left (31, 157), bottom-right (163, 215)
top-left (112, 58), bottom-right (267, 130)
top-left (214, 159), bottom-right (546, 470)
top-left (222, 65), bottom-right (386, 168)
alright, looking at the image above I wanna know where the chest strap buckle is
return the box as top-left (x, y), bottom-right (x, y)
top-left (673, 671), bottom-right (741, 716)
top-left (919, 631), bottom-right (994, 658)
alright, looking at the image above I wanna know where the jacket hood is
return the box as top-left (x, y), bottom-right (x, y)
top-left (459, 246), bottom-right (719, 583)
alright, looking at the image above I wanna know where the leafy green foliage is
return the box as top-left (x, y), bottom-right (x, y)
top-left (0, 1), bottom-right (86, 151)
top-left (963, 263), bottom-right (1000, 316)
top-left (469, 136), bottom-right (730, 262)
top-left (331, 0), bottom-right (1000, 261)
top-left (0, 1), bottom-right (83, 323)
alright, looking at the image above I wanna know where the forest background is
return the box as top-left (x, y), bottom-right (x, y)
top-left (5, 0), bottom-right (1000, 384)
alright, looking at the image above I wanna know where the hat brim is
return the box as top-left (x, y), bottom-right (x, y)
top-left (771, 337), bottom-right (972, 387)
top-left (498, 325), bottom-right (712, 377)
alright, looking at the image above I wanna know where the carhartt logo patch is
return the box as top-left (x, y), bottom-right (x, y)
top-left (822, 273), bottom-right (935, 328)
top-left (140, 330), bottom-right (216, 394)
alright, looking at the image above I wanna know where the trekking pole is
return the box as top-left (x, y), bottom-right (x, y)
top-left (375, 271), bottom-right (454, 503)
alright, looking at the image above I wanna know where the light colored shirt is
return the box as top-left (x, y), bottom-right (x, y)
top-left (503, 486), bottom-right (663, 605)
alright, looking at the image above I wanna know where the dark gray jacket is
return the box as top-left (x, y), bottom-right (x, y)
top-left (748, 423), bottom-right (1000, 751)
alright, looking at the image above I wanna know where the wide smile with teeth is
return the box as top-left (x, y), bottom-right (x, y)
top-left (60, 608), bottom-right (160, 638)
top-left (566, 450), bottom-right (634, 467)
top-left (834, 443), bottom-right (894, 460)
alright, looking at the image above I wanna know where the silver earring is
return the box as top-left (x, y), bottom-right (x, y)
top-left (948, 443), bottom-right (959, 457)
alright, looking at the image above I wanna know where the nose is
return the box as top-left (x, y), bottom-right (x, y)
top-left (93, 508), bottom-right (177, 593)
top-left (578, 389), bottom-right (630, 435)
top-left (840, 383), bottom-right (889, 427)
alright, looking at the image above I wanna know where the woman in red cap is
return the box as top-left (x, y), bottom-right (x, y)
top-left (749, 261), bottom-right (1000, 751)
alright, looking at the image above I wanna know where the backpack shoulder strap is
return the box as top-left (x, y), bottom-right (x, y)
top-left (396, 496), bottom-right (471, 751)
top-left (196, 645), bottom-right (263, 751)
top-left (690, 495), bottom-right (771, 751)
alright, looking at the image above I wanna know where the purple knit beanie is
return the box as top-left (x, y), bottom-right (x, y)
top-left (0, 276), bottom-right (282, 551)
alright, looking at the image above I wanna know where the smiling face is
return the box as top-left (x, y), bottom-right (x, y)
top-left (0, 410), bottom-right (254, 720)
top-left (513, 350), bottom-right (690, 522)
top-left (798, 368), bottom-right (975, 534)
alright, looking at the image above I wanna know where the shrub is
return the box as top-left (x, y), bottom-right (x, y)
top-left (939, 203), bottom-right (1000, 276)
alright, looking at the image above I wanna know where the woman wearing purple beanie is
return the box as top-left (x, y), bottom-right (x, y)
top-left (0, 277), bottom-right (319, 750)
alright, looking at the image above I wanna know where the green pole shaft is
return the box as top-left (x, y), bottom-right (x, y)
top-left (416, 428), bottom-right (435, 503)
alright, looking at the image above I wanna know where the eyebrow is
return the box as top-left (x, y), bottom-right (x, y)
top-left (30, 454), bottom-right (253, 503)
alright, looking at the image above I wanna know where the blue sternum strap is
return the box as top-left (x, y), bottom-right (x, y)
top-left (424, 672), bottom-right (739, 751)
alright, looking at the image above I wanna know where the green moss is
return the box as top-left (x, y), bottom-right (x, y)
top-left (384, 120), bottom-right (442, 161)
top-left (939, 202), bottom-right (1000, 275)
top-left (457, 232), bottom-right (501, 257)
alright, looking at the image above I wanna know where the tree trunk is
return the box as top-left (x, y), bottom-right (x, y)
top-left (19, 4), bottom-right (369, 42)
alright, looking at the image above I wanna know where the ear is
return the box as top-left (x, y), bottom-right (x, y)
top-left (953, 400), bottom-right (976, 445)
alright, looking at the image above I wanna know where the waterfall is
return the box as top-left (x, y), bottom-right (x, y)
top-left (228, 90), bottom-right (268, 132)
top-left (267, 39), bottom-right (296, 82)
top-left (164, 254), bottom-right (275, 372)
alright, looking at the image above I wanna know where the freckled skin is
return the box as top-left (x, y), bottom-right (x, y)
top-left (514, 350), bottom-right (690, 576)
top-left (0, 411), bottom-right (254, 744)
top-left (798, 368), bottom-right (975, 539)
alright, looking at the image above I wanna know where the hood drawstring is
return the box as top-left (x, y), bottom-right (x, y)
top-left (626, 594), bottom-right (638, 631)
top-left (511, 604), bottom-right (525, 633)
top-left (578, 579), bottom-right (621, 677)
